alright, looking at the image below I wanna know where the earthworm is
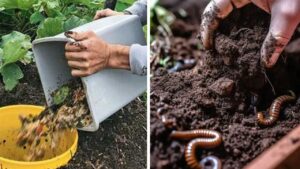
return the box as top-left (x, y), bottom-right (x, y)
top-left (257, 91), bottom-right (296, 126)
top-left (170, 130), bottom-right (222, 169)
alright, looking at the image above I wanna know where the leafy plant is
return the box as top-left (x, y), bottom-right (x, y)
top-left (53, 86), bottom-right (70, 105)
top-left (150, 3), bottom-right (175, 42)
top-left (0, 31), bottom-right (32, 91)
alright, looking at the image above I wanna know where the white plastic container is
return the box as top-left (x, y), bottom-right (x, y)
top-left (32, 15), bottom-right (147, 132)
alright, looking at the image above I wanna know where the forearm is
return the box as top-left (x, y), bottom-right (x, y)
top-left (106, 44), bottom-right (148, 76)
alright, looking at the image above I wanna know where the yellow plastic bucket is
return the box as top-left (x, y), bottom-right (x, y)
top-left (0, 105), bottom-right (78, 169)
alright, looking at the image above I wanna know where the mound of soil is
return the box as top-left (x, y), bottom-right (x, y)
top-left (151, 4), bottom-right (300, 169)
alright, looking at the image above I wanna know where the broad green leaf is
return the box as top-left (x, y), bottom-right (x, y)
top-left (2, 31), bottom-right (31, 48)
top-left (0, 0), bottom-right (37, 10)
top-left (1, 31), bottom-right (32, 66)
top-left (30, 11), bottom-right (45, 24)
top-left (53, 86), bottom-right (70, 105)
top-left (118, 0), bottom-right (135, 4)
top-left (2, 41), bottom-right (27, 66)
top-left (115, 1), bottom-right (130, 11)
top-left (43, 1), bottom-right (63, 18)
top-left (37, 17), bottom-right (64, 38)
top-left (64, 15), bottom-right (88, 31)
top-left (1, 63), bottom-right (24, 91)
top-left (116, 0), bottom-right (136, 11)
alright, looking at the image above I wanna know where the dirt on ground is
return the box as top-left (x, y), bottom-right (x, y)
top-left (151, 2), bottom-right (300, 169)
top-left (0, 64), bottom-right (147, 169)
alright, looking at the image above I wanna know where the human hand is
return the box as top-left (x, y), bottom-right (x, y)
top-left (199, 0), bottom-right (300, 68)
top-left (65, 31), bottom-right (111, 77)
top-left (65, 31), bottom-right (130, 77)
top-left (94, 8), bottom-right (124, 20)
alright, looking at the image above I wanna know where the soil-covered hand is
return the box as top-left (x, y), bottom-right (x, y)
top-left (200, 0), bottom-right (300, 68)
top-left (65, 31), bottom-right (130, 77)
top-left (94, 8), bottom-right (124, 20)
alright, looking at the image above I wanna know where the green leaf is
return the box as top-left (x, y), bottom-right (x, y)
top-left (115, 1), bottom-right (130, 11)
top-left (45, 8), bottom-right (64, 18)
top-left (63, 15), bottom-right (88, 31)
top-left (30, 11), bottom-right (45, 24)
top-left (159, 57), bottom-right (170, 67)
top-left (1, 31), bottom-right (32, 66)
top-left (37, 17), bottom-right (64, 38)
top-left (2, 31), bottom-right (31, 48)
top-left (53, 86), bottom-right (70, 105)
top-left (20, 51), bottom-right (33, 65)
top-left (2, 41), bottom-right (27, 66)
top-left (45, 0), bottom-right (59, 9)
top-left (1, 63), bottom-right (23, 91)
top-left (118, 0), bottom-right (136, 4)
top-left (115, 0), bottom-right (136, 11)
top-left (0, 0), bottom-right (37, 10)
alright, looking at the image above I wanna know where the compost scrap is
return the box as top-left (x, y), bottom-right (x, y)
top-left (151, 2), bottom-right (300, 169)
top-left (16, 79), bottom-right (92, 161)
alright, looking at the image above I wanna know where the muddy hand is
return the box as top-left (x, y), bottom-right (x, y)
top-left (65, 31), bottom-right (130, 77)
top-left (200, 0), bottom-right (300, 68)
top-left (64, 31), bottom-right (111, 77)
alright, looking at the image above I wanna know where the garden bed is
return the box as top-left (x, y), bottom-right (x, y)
top-left (0, 64), bottom-right (147, 169)
top-left (150, 2), bottom-right (300, 169)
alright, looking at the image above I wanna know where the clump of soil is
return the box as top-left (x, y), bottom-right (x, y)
top-left (17, 79), bottom-right (92, 161)
top-left (151, 4), bottom-right (300, 169)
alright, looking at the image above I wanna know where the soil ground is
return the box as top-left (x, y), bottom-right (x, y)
top-left (0, 64), bottom-right (147, 169)
top-left (151, 1), bottom-right (300, 169)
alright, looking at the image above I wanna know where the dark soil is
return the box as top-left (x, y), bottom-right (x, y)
top-left (0, 64), bottom-right (44, 106)
top-left (151, 2), bottom-right (300, 169)
top-left (0, 64), bottom-right (146, 169)
top-left (62, 98), bottom-right (147, 169)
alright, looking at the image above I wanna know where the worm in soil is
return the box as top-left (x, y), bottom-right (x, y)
top-left (257, 91), bottom-right (296, 126)
top-left (170, 130), bottom-right (222, 169)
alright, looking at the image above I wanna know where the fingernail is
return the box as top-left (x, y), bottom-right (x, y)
top-left (73, 42), bottom-right (87, 50)
top-left (64, 31), bottom-right (74, 38)
top-left (72, 42), bottom-right (79, 46)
